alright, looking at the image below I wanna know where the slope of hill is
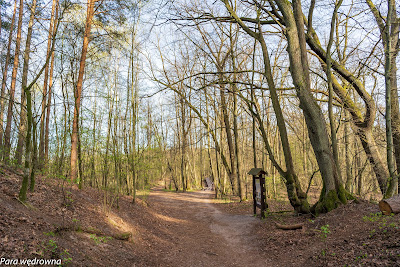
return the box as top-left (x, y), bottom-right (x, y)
top-left (0, 166), bottom-right (172, 266)
top-left (1, 165), bottom-right (400, 267)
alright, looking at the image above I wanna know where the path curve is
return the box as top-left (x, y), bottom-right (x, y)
top-left (148, 187), bottom-right (271, 266)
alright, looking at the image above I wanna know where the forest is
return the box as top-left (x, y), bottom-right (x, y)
top-left (1, 0), bottom-right (400, 265)
top-left (1, 0), bottom-right (399, 212)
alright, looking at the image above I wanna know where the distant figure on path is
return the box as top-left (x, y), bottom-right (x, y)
top-left (202, 176), bottom-right (214, 190)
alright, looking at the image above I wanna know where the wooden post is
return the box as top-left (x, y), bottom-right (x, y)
top-left (252, 174), bottom-right (256, 215)
top-left (260, 175), bottom-right (266, 218)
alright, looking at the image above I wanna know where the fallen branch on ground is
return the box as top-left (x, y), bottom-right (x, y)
top-left (54, 225), bottom-right (131, 241)
top-left (275, 222), bottom-right (303, 230)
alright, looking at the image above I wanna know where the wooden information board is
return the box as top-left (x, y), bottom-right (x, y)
top-left (248, 168), bottom-right (268, 218)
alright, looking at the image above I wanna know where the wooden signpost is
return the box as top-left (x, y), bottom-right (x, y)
top-left (248, 168), bottom-right (268, 218)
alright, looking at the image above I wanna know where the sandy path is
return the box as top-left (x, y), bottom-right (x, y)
top-left (148, 188), bottom-right (271, 266)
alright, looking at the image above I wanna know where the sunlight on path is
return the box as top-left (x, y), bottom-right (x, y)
top-left (149, 187), bottom-right (271, 266)
top-left (205, 201), bottom-right (258, 252)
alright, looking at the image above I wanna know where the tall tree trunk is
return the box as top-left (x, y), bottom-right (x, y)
top-left (204, 87), bottom-right (218, 196)
top-left (18, 89), bottom-right (32, 202)
top-left (367, 0), bottom-right (400, 197)
top-left (223, 1), bottom-right (310, 212)
top-left (103, 106), bottom-right (112, 189)
top-left (102, 64), bottom-right (114, 189)
top-left (15, 0), bottom-right (38, 165)
top-left (250, 39), bottom-right (257, 169)
top-left (90, 88), bottom-right (97, 188)
top-left (0, 0), bottom-right (17, 149)
top-left (275, 0), bottom-right (347, 214)
top-left (39, 0), bottom-right (57, 168)
top-left (30, 114), bottom-right (38, 191)
top-left (387, 8), bottom-right (400, 194)
top-left (131, 71), bottom-right (138, 202)
top-left (306, 4), bottom-right (389, 195)
top-left (325, 0), bottom-right (343, 175)
top-left (70, 0), bottom-right (95, 183)
top-left (383, 0), bottom-right (396, 197)
top-left (229, 23), bottom-right (244, 200)
top-left (45, 2), bottom-right (59, 163)
top-left (233, 89), bottom-right (244, 200)
top-left (366, 0), bottom-right (400, 196)
top-left (391, 63), bottom-right (400, 195)
top-left (180, 96), bottom-right (187, 192)
top-left (78, 120), bottom-right (83, 189)
top-left (129, 25), bottom-right (139, 201)
top-left (344, 113), bottom-right (352, 191)
top-left (219, 81), bottom-right (237, 195)
top-left (3, 0), bottom-right (23, 163)
top-left (389, 40), bottom-right (400, 194)
top-left (59, 72), bottom-right (68, 175)
top-left (18, 4), bottom-right (59, 200)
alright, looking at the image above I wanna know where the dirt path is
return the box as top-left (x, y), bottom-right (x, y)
top-left (148, 187), bottom-right (270, 266)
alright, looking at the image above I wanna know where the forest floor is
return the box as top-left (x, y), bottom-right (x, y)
top-left (1, 166), bottom-right (400, 266)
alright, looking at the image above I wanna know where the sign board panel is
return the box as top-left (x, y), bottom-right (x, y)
top-left (255, 179), bottom-right (261, 206)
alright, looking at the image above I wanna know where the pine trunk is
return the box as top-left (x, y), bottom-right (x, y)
top-left (3, 0), bottom-right (23, 163)
top-left (0, 0), bottom-right (17, 149)
top-left (70, 0), bottom-right (95, 183)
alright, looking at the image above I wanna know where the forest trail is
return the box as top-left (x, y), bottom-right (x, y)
top-left (2, 170), bottom-right (400, 267)
top-left (148, 187), bottom-right (270, 266)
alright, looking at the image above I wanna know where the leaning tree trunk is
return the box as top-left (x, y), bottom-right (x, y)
top-left (357, 128), bottom-right (389, 194)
